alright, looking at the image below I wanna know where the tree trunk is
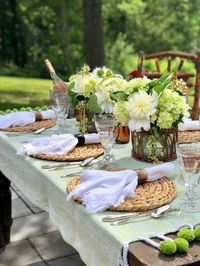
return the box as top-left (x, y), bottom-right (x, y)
top-left (60, 0), bottom-right (68, 66)
top-left (9, 0), bottom-right (19, 65)
top-left (83, 0), bottom-right (105, 70)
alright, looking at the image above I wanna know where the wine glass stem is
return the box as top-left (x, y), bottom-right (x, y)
top-left (186, 185), bottom-right (196, 210)
top-left (57, 116), bottom-right (65, 134)
top-left (104, 148), bottom-right (111, 165)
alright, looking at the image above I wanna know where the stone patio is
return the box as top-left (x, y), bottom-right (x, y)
top-left (0, 185), bottom-right (85, 266)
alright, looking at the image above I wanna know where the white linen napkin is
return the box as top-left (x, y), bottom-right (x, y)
top-left (178, 119), bottom-right (200, 131)
top-left (0, 110), bottom-right (56, 128)
top-left (84, 133), bottom-right (100, 144)
top-left (67, 162), bottom-right (175, 213)
top-left (17, 134), bottom-right (78, 155)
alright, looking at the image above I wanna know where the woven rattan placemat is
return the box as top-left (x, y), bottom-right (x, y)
top-left (178, 130), bottom-right (200, 143)
top-left (67, 174), bottom-right (176, 212)
top-left (32, 144), bottom-right (104, 161)
top-left (0, 119), bottom-right (55, 132)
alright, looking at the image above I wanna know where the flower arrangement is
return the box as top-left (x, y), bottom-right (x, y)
top-left (68, 65), bottom-right (189, 157)
top-left (111, 73), bottom-right (190, 162)
top-left (111, 73), bottom-right (189, 132)
top-left (68, 64), bottom-right (125, 132)
top-left (68, 64), bottom-right (117, 113)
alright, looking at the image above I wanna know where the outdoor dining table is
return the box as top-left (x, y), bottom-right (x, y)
top-left (0, 118), bottom-right (200, 266)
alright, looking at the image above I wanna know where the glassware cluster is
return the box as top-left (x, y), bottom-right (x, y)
top-left (176, 142), bottom-right (200, 212)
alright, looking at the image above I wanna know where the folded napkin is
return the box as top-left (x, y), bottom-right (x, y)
top-left (84, 133), bottom-right (100, 144)
top-left (178, 119), bottom-right (200, 131)
top-left (0, 110), bottom-right (56, 128)
top-left (67, 162), bottom-right (175, 213)
top-left (17, 134), bottom-right (78, 155)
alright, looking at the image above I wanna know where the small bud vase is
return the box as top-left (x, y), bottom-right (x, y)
top-left (131, 127), bottom-right (178, 163)
top-left (115, 125), bottom-right (130, 144)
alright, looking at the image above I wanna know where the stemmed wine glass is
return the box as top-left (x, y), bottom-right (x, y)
top-left (94, 113), bottom-right (116, 168)
top-left (176, 142), bottom-right (200, 212)
top-left (50, 89), bottom-right (70, 134)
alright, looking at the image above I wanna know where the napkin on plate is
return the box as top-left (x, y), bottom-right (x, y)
top-left (67, 162), bottom-right (175, 213)
top-left (17, 134), bottom-right (78, 155)
top-left (0, 110), bottom-right (56, 128)
top-left (178, 119), bottom-right (200, 131)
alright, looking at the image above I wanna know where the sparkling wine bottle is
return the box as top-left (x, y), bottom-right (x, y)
top-left (44, 59), bottom-right (67, 92)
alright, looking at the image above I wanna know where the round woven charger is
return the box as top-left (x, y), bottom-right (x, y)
top-left (0, 119), bottom-right (55, 132)
top-left (67, 174), bottom-right (176, 212)
top-left (32, 144), bottom-right (104, 161)
top-left (178, 130), bottom-right (200, 143)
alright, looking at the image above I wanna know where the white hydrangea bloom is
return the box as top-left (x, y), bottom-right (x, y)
top-left (70, 73), bottom-right (97, 98)
top-left (95, 76), bottom-right (126, 113)
top-left (123, 77), bottom-right (151, 94)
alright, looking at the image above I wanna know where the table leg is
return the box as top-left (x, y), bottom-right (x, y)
top-left (0, 171), bottom-right (12, 248)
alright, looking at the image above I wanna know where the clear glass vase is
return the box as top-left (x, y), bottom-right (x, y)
top-left (75, 101), bottom-right (96, 133)
top-left (131, 127), bottom-right (178, 163)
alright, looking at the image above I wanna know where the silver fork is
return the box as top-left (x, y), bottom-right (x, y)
top-left (60, 163), bottom-right (105, 178)
top-left (42, 157), bottom-right (97, 171)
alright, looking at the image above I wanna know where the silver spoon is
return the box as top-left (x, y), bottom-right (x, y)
top-left (106, 205), bottom-right (180, 226)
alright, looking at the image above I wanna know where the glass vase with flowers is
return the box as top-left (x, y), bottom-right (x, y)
top-left (111, 73), bottom-right (190, 163)
top-left (68, 65), bottom-right (117, 133)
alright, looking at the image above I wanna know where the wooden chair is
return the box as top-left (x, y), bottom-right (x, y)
top-left (136, 51), bottom-right (200, 120)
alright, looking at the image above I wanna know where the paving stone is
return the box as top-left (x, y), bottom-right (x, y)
top-left (12, 196), bottom-right (32, 219)
top-left (0, 240), bottom-right (42, 266)
top-left (15, 190), bottom-right (43, 214)
top-left (11, 212), bottom-right (57, 242)
top-left (30, 231), bottom-right (76, 260)
top-left (25, 261), bottom-right (47, 266)
top-left (48, 254), bottom-right (85, 266)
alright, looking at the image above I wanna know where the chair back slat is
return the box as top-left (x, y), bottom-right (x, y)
top-left (155, 59), bottom-right (161, 73)
top-left (177, 58), bottom-right (184, 72)
top-left (136, 50), bottom-right (200, 119)
top-left (167, 57), bottom-right (172, 72)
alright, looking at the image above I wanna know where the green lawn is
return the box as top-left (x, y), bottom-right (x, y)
top-left (0, 76), bottom-right (52, 111)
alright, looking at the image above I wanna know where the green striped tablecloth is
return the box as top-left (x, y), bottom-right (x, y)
top-left (0, 119), bottom-right (200, 266)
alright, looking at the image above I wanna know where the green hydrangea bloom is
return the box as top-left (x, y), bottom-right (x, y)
top-left (20, 107), bottom-right (26, 111)
top-left (113, 101), bottom-right (130, 124)
top-left (26, 107), bottom-right (32, 111)
top-left (194, 226), bottom-right (200, 241)
top-left (81, 78), bottom-right (96, 98)
top-left (157, 112), bottom-right (174, 128)
top-left (174, 238), bottom-right (189, 253)
top-left (12, 108), bottom-right (18, 112)
top-left (155, 89), bottom-right (190, 128)
top-left (159, 240), bottom-right (177, 255)
top-left (0, 110), bottom-right (4, 115)
top-left (177, 228), bottom-right (195, 242)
